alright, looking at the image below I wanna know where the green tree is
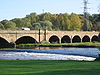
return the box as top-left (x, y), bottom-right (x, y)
top-left (12, 18), bottom-right (32, 28)
top-left (38, 13), bottom-right (50, 21)
top-left (82, 13), bottom-right (93, 31)
top-left (0, 23), bottom-right (5, 30)
top-left (57, 13), bottom-right (71, 30)
top-left (1, 12), bottom-right (100, 31)
top-left (1, 20), bottom-right (8, 25)
top-left (32, 23), bottom-right (41, 30)
top-left (96, 22), bottom-right (100, 31)
top-left (39, 21), bottom-right (53, 30)
top-left (69, 13), bottom-right (82, 31)
top-left (21, 18), bottom-right (32, 28)
top-left (1, 20), bottom-right (17, 30)
top-left (26, 13), bottom-right (39, 25)
top-left (4, 21), bottom-right (17, 30)
top-left (12, 18), bottom-right (23, 28)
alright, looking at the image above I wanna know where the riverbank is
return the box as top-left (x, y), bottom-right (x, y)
top-left (17, 42), bottom-right (100, 48)
top-left (0, 60), bottom-right (100, 75)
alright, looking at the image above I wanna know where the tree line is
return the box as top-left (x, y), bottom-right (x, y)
top-left (0, 12), bottom-right (100, 31)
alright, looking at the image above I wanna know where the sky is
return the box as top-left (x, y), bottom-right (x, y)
top-left (0, 0), bottom-right (99, 21)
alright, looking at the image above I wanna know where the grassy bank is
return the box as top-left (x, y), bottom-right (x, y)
top-left (0, 60), bottom-right (100, 75)
top-left (17, 42), bottom-right (100, 48)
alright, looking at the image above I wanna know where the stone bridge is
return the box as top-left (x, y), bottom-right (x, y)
top-left (0, 30), bottom-right (100, 47)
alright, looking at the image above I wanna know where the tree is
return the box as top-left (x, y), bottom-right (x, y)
top-left (4, 21), bottom-right (17, 30)
top-left (26, 13), bottom-right (39, 25)
top-left (39, 21), bottom-right (53, 30)
top-left (96, 22), bottom-right (100, 31)
top-left (0, 23), bottom-right (5, 30)
top-left (38, 13), bottom-right (51, 21)
top-left (82, 13), bottom-right (93, 31)
top-left (89, 14), bottom-right (100, 31)
top-left (12, 18), bottom-right (32, 28)
top-left (1, 20), bottom-right (8, 25)
top-left (21, 18), bottom-right (32, 28)
top-left (57, 13), bottom-right (71, 30)
top-left (1, 20), bottom-right (17, 30)
top-left (69, 13), bottom-right (82, 31)
top-left (1, 12), bottom-right (100, 31)
top-left (57, 14), bottom-right (65, 30)
top-left (32, 23), bottom-right (41, 30)
top-left (12, 18), bottom-right (23, 28)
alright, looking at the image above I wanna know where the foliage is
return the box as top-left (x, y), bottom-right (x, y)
top-left (26, 13), bottom-right (39, 25)
top-left (69, 13), bottom-right (82, 31)
top-left (1, 20), bottom-right (17, 30)
top-left (39, 20), bottom-right (53, 30)
top-left (0, 12), bottom-right (100, 31)
top-left (95, 22), bottom-right (100, 31)
top-left (32, 23), bottom-right (41, 30)
top-left (0, 23), bottom-right (5, 30)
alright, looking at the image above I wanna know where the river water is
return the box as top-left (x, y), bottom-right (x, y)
top-left (0, 48), bottom-right (100, 61)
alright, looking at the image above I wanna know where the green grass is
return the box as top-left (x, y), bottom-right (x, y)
top-left (18, 42), bottom-right (100, 46)
top-left (0, 60), bottom-right (100, 75)
top-left (17, 42), bottom-right (100, 48)
top-left (39, 42), bottom-right (100, 46)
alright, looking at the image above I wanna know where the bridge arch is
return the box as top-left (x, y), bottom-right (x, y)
top-left (91, 35), bottom-right (99, 42)
top-left (98, 33), bottom-right (100, 42)
top-left (49, 35), bottom-right (60, 43)
top-left (72, 35), bottom-right (81, 43)
top-left (61, 35), bottom-right (71, 43)
top-left (15, 36), bottom-right (38, 44)
top-left (82, 35), bottom-right (90, 42)
top-left (0, 37), bottom-right (10, 48)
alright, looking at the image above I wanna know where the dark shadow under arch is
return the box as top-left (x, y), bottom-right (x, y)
top-left (15, 36), bottom-right (38, 44)
top-left (61, 35), bottom-right (71, 43)
top-left (99, 33), bottom-right (100, 42)
top-left (72, 35), bottom-right (81, 43)
top-left (82, 35), bottom-right (90, 42)
top-left (49, 35), bottom-right (60, 43)
top-left (91, 35), bottom-right (99, 42)
top-left (0, 37), bottom-right (10, 48)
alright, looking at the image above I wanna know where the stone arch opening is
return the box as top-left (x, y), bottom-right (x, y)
top-left (72, 35), bottom-right (81, 43)
top-left (82, 35), bottom-right (90, 42)
top-left (0, 37), bottom-right (10, 48)
top-left (49, 35), bottom-right (60, 43)
top-left (61, 35), bottom-right (71, 43)
top-left (91, 35), bottom-right (99, 42)
top-left (15, 36), bottom-right (38, 44)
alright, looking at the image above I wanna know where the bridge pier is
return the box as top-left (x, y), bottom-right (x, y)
top-left (44, 29), bottom-right (46, 41)
top-left (71, 36), bottom-right (73, 43)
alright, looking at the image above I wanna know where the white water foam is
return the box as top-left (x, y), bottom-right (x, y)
top-left (0, 52), bottom-right (96, 61)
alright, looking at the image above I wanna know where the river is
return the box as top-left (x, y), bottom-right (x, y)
top-left (0, 48), bottom-right (100, 61)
